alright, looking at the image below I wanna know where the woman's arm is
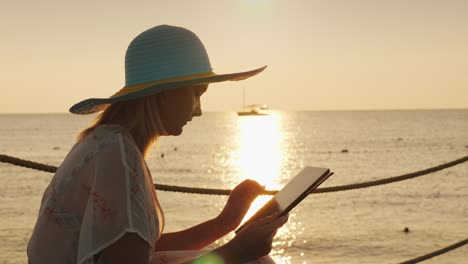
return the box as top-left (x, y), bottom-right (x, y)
top-left (155, 216), bottom-right (231, 251)
top-left (100, 233), bottom-right (151, 264)
top-left (155, 180), bottom-right (265, 251)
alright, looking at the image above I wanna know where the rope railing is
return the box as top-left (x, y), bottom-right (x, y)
top-left (398, 237), bottom-right (468, 264)
top-left (1, 153), bottom-right (467, 263)
top-left (1, 154), bottom-right (467, 195)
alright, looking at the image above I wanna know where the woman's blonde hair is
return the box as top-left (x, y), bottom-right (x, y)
top-left (77, 93), bottom-right (163, 157)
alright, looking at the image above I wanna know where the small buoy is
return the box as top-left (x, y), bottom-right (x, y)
top-left (403, 227), bottom-right (410, 233)
top-left (341, 149), bottom-right (349, 153)
top-left (52, 147), bottom-right (60, 150)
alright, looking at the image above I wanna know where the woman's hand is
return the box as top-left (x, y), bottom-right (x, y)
top-left (217, 179), bottom-right (265, 231)
top-left (155, 180), bottom-right (263, 251)
top-left (220, 214), bottom-right (289, 263)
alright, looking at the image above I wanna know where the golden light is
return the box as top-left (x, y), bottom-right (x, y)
top-left (221, 112), bottom-right (294, 262)
top-left (232, 113), bottom-right (285, 224)
top-left (236, 114), bottom-right (283, 189)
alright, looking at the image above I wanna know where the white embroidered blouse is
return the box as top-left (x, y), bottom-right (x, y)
top-left (27, 124), bottom-right (164, 264)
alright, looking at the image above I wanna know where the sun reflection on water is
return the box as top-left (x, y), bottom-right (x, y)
top-left (235, 114), bottom-right (283, 190)
top-left (231, 113), bottom-right (294, 262)
top-left (233, 114), bottom-right (282, 223)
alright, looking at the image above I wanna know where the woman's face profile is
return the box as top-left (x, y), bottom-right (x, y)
top-left (158, 84), bottom-right (208, 135)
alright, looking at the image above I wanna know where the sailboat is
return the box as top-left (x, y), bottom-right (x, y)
top-left (237, 87), bottom-right (269, 116)
top-left (237, 104), bottom-right (269, 116)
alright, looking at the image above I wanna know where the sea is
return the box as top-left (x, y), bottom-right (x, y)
top-left (0, 110), bottom-right (467, 264)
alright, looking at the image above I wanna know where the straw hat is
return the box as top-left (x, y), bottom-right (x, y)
top-left (70, 25), bottom-right (266, 114)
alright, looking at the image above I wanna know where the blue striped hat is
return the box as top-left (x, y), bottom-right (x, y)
top-left (70, 25), bottom-right (266, 114)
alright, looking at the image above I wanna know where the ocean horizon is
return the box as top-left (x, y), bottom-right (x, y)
top-left (1, 107), bottom-right (467, 115)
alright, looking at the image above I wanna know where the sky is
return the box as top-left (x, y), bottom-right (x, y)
top-left (1, 0), bottom-right (467, 113)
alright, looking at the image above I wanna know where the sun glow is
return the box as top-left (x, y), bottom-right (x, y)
top-left (236, 114), bottom-right (283, 189)
top-left (232, 113), bottom-right (285, 224)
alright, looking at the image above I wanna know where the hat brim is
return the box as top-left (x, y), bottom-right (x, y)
top-left (69, 65), bottom-right (267, 115)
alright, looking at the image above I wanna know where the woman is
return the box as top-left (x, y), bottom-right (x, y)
top-left (27, 25), bottom-right (288, 264)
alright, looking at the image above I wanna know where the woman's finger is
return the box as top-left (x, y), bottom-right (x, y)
top-left (265, 214), bottom-right (288, 230)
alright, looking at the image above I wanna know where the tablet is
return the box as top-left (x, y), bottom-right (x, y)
top-left (236, 167), bottom-right (333, 233)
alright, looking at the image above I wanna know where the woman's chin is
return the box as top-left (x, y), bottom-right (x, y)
top-left (166, 127), bottom-right (183, 136)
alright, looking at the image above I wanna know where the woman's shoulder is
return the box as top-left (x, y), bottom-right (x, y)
top-left (69, 124), bottom-right (138, 163)
top-left (79, 124), bottom-right (133, 148)
top-left (60, 124), bottom-right (144, 179)
top-left (96, 124), bottom-right (143, 158)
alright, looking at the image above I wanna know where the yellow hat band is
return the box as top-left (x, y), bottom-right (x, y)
top-left (110, 71), bottom-right (216, 98)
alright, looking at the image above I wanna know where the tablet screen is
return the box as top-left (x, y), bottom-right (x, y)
top-left (275, 167), bottom-right (330, 214)
top-left (236, 167), bottom-right (331, 232)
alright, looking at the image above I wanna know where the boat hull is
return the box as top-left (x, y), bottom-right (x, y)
top-left (237, 111), bottom-right (269, 116)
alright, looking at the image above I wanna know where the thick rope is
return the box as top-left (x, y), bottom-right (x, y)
top-left (315, 155), bottom-right (468, 193)
top-left (0, 154), bottom-right (466, 195)
top-left (399, 238), bottom-right (468, 264)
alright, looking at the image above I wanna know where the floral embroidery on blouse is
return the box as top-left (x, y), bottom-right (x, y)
top-left (90, 191), bottom-right (114, 219)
